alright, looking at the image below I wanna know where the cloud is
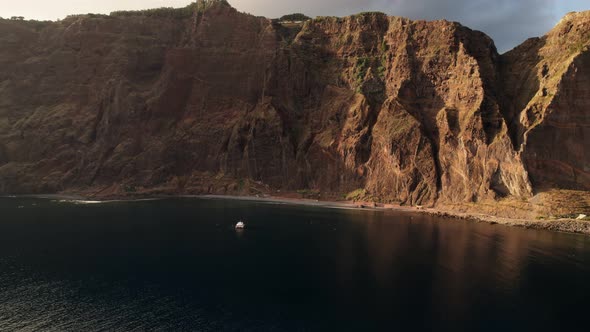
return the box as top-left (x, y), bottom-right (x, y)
top-left (231, 0), bottom-right (587, 53)
top-left (386, 0), bottom-right (556, 52)
top-left (1, 0), bottom-right (588, 52)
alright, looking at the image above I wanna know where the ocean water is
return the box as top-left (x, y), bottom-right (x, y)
top-left (1, 197), bottom-right (589, 331)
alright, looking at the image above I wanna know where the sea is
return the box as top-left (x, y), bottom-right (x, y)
top-left (1, 197), bottom-right (589, 331)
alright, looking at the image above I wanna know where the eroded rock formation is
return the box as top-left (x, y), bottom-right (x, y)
top-left (0, 1), bottom-right (588, 215)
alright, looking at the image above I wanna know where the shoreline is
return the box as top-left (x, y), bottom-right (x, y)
top-left (2, 193), bottom-right (589, 235)
top-left (201, 195), bottom-right (590, 235)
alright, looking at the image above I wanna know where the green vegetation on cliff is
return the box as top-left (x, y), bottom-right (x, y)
top-left (110, 4), bottom-right (197, 18)
top-left (110, 0), bottom-right (229, 19)
top-left (279, 13), bottom-right (311, 22)
top-left (346, 189), bottom-right (368, 201)
top-left (0, 16), bottom-right (53, 31)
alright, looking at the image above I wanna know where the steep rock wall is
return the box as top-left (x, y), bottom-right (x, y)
top-left (500, 11), bottom-right (590, 192)
top-left (0, 2), bottom-right (588, 212)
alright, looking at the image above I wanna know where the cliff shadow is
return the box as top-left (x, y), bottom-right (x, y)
top-left (498, 37), bottom-right (547, 150)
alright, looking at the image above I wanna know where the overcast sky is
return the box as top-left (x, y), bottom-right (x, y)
top-left (0, 0), bottom-right (588, 52)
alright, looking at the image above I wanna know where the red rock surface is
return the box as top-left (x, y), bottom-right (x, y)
top-left (501, 12), bottom-right (590, 192)
top-left (0, 1), bottom-right (588, 216)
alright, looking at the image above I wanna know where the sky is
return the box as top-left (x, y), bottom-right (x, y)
top-left (0, 0), bottom-right (588, 52)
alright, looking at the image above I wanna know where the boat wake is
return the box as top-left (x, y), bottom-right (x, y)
top-left (56, 200), bottom-right (105, 205)
top-left (55, 198), bottom-right (164, 205)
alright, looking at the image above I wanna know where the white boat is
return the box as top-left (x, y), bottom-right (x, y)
top-left (235, 221), bottom-right (245, 229)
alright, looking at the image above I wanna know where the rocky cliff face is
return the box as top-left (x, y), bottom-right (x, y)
top-left (0, 1), bottom-right (588, 215)
top-left (501, 12), bottom-right (590, 192)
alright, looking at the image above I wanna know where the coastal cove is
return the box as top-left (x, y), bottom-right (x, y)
top-left (1, 196), bottom-right (590, 331)
top-left (1, 1), bottom-right (589, 331)
top-left (6, 193), bottom-right (590, 235)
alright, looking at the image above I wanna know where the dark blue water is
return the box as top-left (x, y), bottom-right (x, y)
top-left (1, 197), bottom-right (590, 331)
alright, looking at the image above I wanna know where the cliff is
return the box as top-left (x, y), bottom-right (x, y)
top-left (0, 1), bottom-right (588, 218)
